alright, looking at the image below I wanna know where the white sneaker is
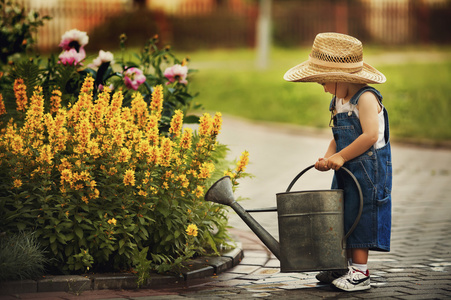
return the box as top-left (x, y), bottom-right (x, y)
top-left (315, 269), bottom-right (348, 284)
top-left (332, 266), bottom-right (371, 292)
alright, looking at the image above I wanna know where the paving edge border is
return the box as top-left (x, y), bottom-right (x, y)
top-left (0, 239), bottom-right (244, 296)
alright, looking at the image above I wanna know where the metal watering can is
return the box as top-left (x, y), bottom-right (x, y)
top-left (204, 165), bottom-right (363, 273)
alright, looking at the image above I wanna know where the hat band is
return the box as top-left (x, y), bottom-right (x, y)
top-left (308, 55), bottom-right (364, 70)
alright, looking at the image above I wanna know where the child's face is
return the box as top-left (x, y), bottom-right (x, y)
top-left (319, 82), bottom-right (349, 99)
top-left (319, 82), bottom-right (336, 95)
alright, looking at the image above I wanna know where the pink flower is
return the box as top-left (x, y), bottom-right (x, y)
top-left (91, 50), bottom-right (114, 68)
top-left (123, 67), bottom-right (146, 90)
top-left (59, 29), bottom-right (89, 51)
top-left (98, 83), bottom-right (114, 92)
top-left (163, 64), bottom-right (188, 85)
top-left (58, 48), bottom-right (86, 66)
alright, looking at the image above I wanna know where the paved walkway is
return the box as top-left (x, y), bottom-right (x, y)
top-left (1, 115), bottom-right (451, 299)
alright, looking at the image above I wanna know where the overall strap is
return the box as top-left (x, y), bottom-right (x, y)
top-left (329, 86), bottom-right (383, 111)
top-left (350, 86), bottom-right (383, 105)
top-left (383, 104), bottom-right (390, 144)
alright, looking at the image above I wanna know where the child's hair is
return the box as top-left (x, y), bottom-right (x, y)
top-left (284, 32), bottom-right (385, 84)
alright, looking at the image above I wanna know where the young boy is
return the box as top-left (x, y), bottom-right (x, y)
top-left (283, 32), bottom-right (392, 292)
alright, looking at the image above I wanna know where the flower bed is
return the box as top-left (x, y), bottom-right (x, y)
top-left (0, 5), bottom-right (250, 282)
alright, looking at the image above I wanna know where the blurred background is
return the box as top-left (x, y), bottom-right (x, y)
top-left (19, 0), bottom-right (451, 51)
top-left (14, 0), bottom-right (451, 145)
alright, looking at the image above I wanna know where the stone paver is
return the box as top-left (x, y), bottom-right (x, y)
top-left (1, 115), bottom-right (450, 299)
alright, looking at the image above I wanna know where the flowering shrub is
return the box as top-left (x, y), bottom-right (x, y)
top-left (0, 76), bottom-right (249, 274)
top-left (0, 29), bottom-right (200, 133)
top-left (0, 0), bottom-right (50, 65)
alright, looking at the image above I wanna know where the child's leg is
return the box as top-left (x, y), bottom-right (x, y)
top-left (351, 248), bottom-right (369, 273)
top-left (352, 248), bottom-right (368, 264)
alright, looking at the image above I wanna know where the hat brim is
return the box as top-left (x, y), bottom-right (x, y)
top-left (284, 61), bottom-right (386, 84)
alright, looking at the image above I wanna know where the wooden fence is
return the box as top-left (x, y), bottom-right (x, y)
top-left (18, 0), bottom-right (451, 52)
top-left (19, 0), bottom-right (131, 52)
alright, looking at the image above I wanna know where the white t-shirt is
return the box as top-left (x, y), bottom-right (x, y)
top-left (335, 98), bottom-right (386, 149)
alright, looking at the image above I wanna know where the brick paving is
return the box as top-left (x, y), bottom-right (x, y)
top-left (1, 116), bottom-right (450, 299)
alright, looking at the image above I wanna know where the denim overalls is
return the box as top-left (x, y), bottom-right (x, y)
top-left (330, 86), bottom-right (392, 252)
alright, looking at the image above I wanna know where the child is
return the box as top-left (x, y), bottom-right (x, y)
top-left (283, 32), bottom-right (392, 292)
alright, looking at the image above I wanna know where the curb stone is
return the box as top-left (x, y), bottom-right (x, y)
top-left (0, 239), bottom-right (243, 296)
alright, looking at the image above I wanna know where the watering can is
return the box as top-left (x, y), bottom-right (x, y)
top-left (204, 165), bottom-right (363, 273)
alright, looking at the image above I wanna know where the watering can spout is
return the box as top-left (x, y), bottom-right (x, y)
top-left (205, 177), bottom-right (281, 260)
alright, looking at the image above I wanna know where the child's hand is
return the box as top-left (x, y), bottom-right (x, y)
top-left (326, 153), bottom-right (346, 171)
top-left (315, 158), bottom-right (330, 171)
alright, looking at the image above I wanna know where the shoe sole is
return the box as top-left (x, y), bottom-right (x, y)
top-left (333, 283), bottom-right (371, 292)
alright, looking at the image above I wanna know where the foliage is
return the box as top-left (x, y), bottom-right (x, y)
top-left (0, 28), bottom-right (200, 133)
top-left (0, 231), bottom-right (49, 281)
top-left (0, 0), bottom-right (51, 65)
top-left (0, 76), bottom-right (249, 275)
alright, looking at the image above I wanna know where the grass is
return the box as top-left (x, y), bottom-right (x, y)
top-left (179, 46), bottom-right (451, 144)
top-left (0, 232), bottom-right (49, 281)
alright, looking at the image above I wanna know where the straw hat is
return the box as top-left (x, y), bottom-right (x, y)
top-left (284, 32), bottom-right (386, 84)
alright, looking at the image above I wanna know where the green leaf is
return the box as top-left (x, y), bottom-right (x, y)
top-left (16, 222), bottom-right (26, 230)
top-left (74, 226), bottom-right (83, 240)
top-left (65, 245), bottom-right (74, 257)
top-left (205, 230), bottom-right (219, 255)
top-left (164, 234), bottom-right (173, 242)
top-left (184, 115), bottom-right (200, 124)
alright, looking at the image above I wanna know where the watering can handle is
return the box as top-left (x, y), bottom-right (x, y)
top-left (285, 164), bottom-right (363, 246)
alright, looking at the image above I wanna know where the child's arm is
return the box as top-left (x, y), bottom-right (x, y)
top-left (315, 138), bottom-right (336, 171)
top-left (326, 92), bottom-right (380, 170)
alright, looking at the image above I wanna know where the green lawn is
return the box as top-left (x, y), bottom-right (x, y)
top-left (182, 47), bottom-right (451, 144)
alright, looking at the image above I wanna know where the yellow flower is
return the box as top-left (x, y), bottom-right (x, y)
top-left (50, 88), bottom-right (62, 114)
top-left (81, 196), bottom-right (89, 204)
top-left (0, 94), bottom-right (6, 116)
top-left (223, 170), bottom-right (235, 179)
top-left (108, 218), bottom-right (117, 226)
top-left (37, 144), bottom-right (53, 165)
top-left (13, 179), bottom-right (22, 189)
top-left (14, 78), bottom-right (28, 112)
top-left (180, 128), bottom-right (193, 150)
top-left (108, 167), bottom-right (118, 176)
top-left (236, 150), bottom-right (249, 173)
top-left (198, 162), bottom-right (215, 179)
top-left (117, 147), bottom-right (131, 163)
top-left (195, 186), bottom-right (204, 198)
top-left (130, 92), bottom-right (149, 129)
top-left (212, 112), bottom-right (222, 136)
top-left (123, 169), bottom-right (136, 186)
top-left (150, 85), bottom-right (163, 120)
top-left (199, 113), bottom-right (212, 136)
top-left (186, 224), bottom-right (198, 237)
top-left (169, 109), bottom-right (184, 138)
top-left (160, 137), bottom-right (173, 167)
top-left (80, 75), bottom-right (95, 95)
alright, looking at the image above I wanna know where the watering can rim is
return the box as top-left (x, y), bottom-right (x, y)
top-left (276, 188), bottom-right (343, 196)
